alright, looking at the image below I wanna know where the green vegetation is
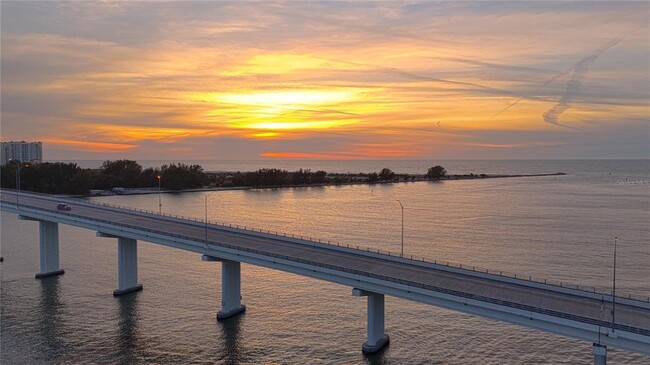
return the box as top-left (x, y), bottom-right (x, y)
top-left (1, 161), bottom-right (91, 195)
top-left (95, 160), bottom-right (146, 189)
top-left (426, 165), bottom-right (447, 180)
top-left (229, 168), bottom-right (328, 187)
top-left (378, 168), bottom-right (397, 181)
top-left (160, 163), bottom-right (205, 190)
top-left (1, 159), bottom-right (449, 195)
top-left (0, 160), bottom-right (209, 194)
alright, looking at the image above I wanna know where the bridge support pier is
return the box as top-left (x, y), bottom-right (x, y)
top-left (97, 233), bottom-right (142, 296)
top-left (114, 237), bottom-right (143, 296)
top-left (353, 288), bottom-right (390, 354)
top-left (35, 220), bottom-right (65, 279)
top-left (203, 255), bottom-right (246, 320)
top-left (592, 344), bottom-right (607, 365)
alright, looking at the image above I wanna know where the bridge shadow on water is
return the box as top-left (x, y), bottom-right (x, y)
top-left (115, 293), bottom-right (141, 364)
top-left (38, 276), bottom-right (68, 362)
top-left (218, 315), bottom-right (244, 365)
top-left (364, 349), bottom-right (389, 365)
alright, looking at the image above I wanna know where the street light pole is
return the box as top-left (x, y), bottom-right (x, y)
top-left (204, 192), bottom-right (217, 250)
top-left (205, 195), bottom-right (209, 243)
top-left (396, 200), bottom-right (404, 258)
top-left (15, 163), bottom-right (29, 207)
top-left (16, 167), bottom-right (21, 193)
top-left (16, 166), bottom-right (21, 206)
top-left (611, 236), bottom-right (618, 333)
top-left (157, 175), bottom-right (162, 214)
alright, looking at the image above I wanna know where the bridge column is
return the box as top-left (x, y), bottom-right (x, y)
top-left (97, 233), bottom-right (143, 296)
top-left (114, 237), bottom-right (143, 296)
top-left (592, 344), bottom-right (607, 365)
top-left (353, 288), bottom-right (390, 354)
top-left (35, 220), bottom-right (65, 279)
top-left (202, 255), bottom-right (246, 320)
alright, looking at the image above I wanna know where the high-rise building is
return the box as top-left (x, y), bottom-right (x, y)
top-left (1, 141), bottom-right (43, 164)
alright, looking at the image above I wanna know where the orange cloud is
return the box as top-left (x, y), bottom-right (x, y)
top-left (262, 142), bottom-right (419, 159)
top-left (249, 132), bottom-right (279, 139)
top-left (465, 142), bottom-right (560, 149)
top-left (67, 124), bottom-right (213, 143)
top-left (220, 54), bottom-right (332, 76)
top-left (261, 152), bottom-right (344, 159)
top-left (43, 138), bottom-right (137, 152)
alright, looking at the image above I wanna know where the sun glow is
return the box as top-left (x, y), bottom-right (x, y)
top-left (241, 120), bottom-right (357, 130)
top-left (250, 132), bottom-right (279, 138)
top-left (194, 89), bottom-right (368, 131)
top-left (204, 89), bottom-right (361, 109)
top-left (220, 54), bottom-right (331, 76)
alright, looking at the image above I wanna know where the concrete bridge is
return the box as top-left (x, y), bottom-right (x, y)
top-left (1, 189), bottom-right (649, 363)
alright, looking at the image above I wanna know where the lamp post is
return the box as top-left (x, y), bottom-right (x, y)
top-left (15, 163), bottom-right (29, 206)
top-left (396, 200), bottom-right (404, 258)
top-left (157, 175), bottom-right (162, 214)
top-left (205, 195), bottom-right (209, 243)
top-left (611, 236), bottom-right (618, 334)
top-left (204, 192), bottom-right (217, 249)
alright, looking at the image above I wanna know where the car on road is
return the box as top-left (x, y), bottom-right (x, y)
top-left (57, 203), bottom-right (71, 211)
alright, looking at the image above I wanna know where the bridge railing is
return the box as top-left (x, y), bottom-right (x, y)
top-left (5, 191), bottom-right (650, 304)
top-left (10, 201), bottom-right (650, 335)
top-left (90, 199), bottom-right (650, 303)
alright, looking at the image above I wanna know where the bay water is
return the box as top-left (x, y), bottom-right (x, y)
top-left (2, 160), bottom-right (648, 364)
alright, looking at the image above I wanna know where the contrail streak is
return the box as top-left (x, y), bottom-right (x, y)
top-left (492, 68), bottom-right (572, 118)
top-left (542, 56), bottom-right (596, 129)
top-left (492, 35), bottom-right (625, 124)
top-left (543, 36), bottom-right (623, 128)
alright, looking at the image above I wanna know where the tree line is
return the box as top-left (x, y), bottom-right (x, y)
top-left (0, 160), bottom-right (206, 194)
top-left (224, 165), bottom-right (445, 187)
top-left (0, 159), bottom-right (447, 195)
top-left (227, 168), bottom-right (328, 187)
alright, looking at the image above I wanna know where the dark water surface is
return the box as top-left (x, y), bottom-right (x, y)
top-left (2, 160), bottom-right (649, 364)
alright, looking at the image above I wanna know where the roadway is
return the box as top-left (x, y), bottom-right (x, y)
top-left (1, 189), bottom-right (649, 340)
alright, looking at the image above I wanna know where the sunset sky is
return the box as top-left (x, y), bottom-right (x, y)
top-left (1, 1), bottom-right (648, 160)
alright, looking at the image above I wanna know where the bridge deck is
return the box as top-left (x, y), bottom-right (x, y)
top-left (2, 190), bottom-right (649, 339)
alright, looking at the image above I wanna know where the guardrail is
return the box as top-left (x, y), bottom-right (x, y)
top-left (3, 190), bottom-right (650, 304)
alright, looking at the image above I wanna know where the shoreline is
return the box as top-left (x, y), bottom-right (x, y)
top-left (84, 172), bottom-right (566, 198)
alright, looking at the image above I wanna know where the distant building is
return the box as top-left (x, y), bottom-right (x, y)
top-left (1, 141), bottom-right (43, 164)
